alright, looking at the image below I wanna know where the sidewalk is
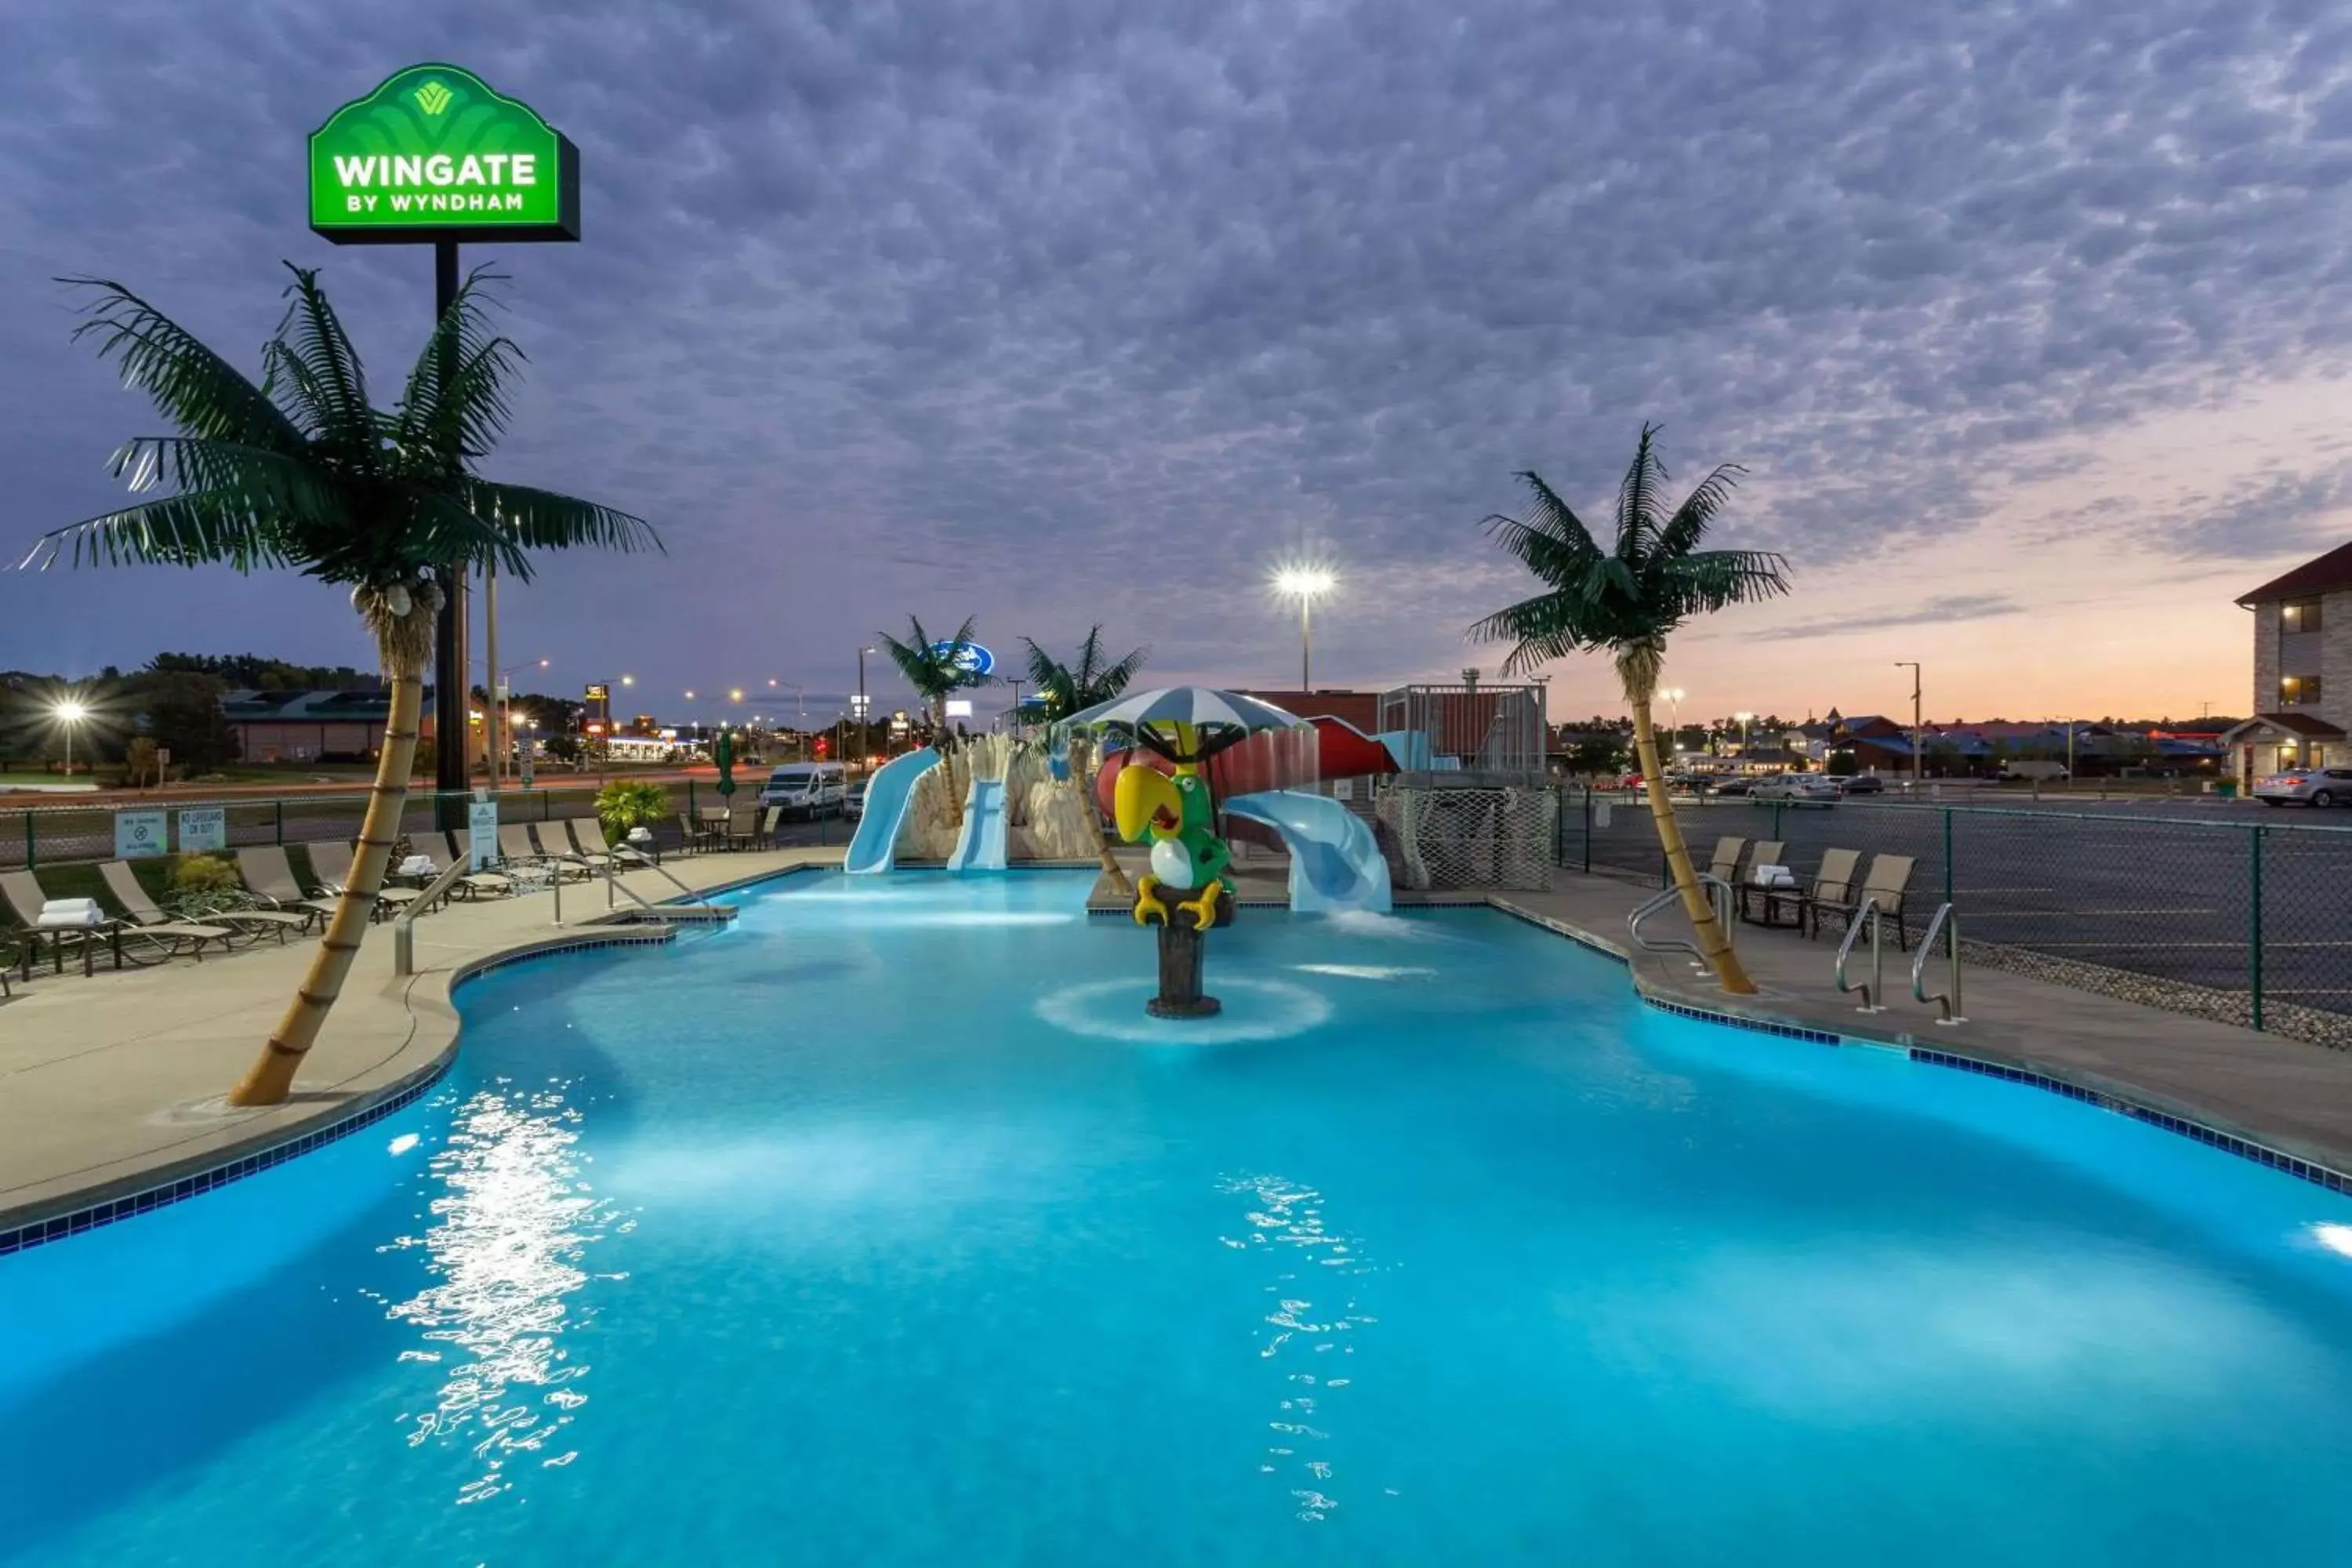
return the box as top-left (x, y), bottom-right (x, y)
top-left (1507, 873), bottom-right (2352, 1180)
top-left (0, 848), bottom-right (837, 1235)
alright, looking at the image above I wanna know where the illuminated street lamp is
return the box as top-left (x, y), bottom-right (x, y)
top-left (1663, 687), bottom-right (1686, 755)
top-left (1271, 563), bottom-right (1337, 691)
top-left (1733, 710), bottom-right (1755, 764)
top-left (53, 699), bottom-right (88, 778)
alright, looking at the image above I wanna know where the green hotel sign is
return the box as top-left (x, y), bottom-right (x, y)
top-left (309, 64), bottom-right (579, 244)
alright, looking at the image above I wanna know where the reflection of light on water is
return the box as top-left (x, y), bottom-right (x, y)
top-left (376, 1083), bottom-right (622, 1505)
top-left (2314, 1224), bottom-right (2352, 1258)
top-left (1219, 1174), bottom-right (1381, 1523)
top-left (1292, 963), bottom-right (1436, 981)
top-left (1035, 978), bottom-right (1332, 1043)
top-left (387, 1132), bottom-right (420, 1156)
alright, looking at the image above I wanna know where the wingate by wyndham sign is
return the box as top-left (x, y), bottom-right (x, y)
top-left (309, 64), bottom-right (579, 244)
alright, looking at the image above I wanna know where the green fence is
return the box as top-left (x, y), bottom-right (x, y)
top-left (1558, 791), bottom-right (2352, 1047)
top-left (0, 780), bottom-right (812, 871)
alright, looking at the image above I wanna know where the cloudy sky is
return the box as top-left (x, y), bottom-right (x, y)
top-left (5, 0), bottom-right (2351, 727)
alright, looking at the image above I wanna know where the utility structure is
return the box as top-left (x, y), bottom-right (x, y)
top-left (308, 62), bottom-right (583, 818)
top-left (1896, 661), bottom-right (1923, 782)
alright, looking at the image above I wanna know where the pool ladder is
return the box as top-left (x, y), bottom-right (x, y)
top-left (1628, 873), bottom-right (1736, 971)
top-left (1911, 902), bottom-right (1967, 1025)
top-left (1834, 897), bottom-right (1887, 1013)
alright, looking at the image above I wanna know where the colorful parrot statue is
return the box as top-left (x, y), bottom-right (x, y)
top-left (1112, 725), bottom-right (1232, 931)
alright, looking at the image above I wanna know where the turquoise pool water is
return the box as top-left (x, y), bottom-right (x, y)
top-left (5, 870), bottom-right (2352, 1564)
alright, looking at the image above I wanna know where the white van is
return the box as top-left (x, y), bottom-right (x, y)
top-left (760, 761), bottom-right (848, 818)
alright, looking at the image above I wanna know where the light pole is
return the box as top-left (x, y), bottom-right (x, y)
top-left (53, 699), bottom-right (88, 778)
top-left (1733, 710), bottom-right (1754, 769)
top-left (1663, 688), bottom-right (1685, 759)
top-left (857, 646), bottom-right (877, 772)
top-left (1895, 662), bottom-right (1923, 783)
top-left (1272, 564), bottom-right (1337, 691)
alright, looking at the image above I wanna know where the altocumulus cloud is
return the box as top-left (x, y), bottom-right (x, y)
top-left (3, 0), bottom-right (2352, 689)
top-left (1755, 594), bottom-right (2027, 643)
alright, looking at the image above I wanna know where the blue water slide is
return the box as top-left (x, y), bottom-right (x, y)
top-left (947, 778), bottom-right (1009, 872)
top-left (1221, 789), bottom-right (1393, 913)
top-left (844, 747), bottom-right (939, 875)
top-left (1377, 729), bottom-right (1434, 772)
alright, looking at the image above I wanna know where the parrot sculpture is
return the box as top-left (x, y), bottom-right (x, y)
top-left (1112, 731), bottom-right (1231, 931)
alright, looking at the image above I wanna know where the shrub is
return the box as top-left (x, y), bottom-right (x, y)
top-left (596, 779), bottom-right (670, 845)
top-left (169, 855), bottom-right (241, 896)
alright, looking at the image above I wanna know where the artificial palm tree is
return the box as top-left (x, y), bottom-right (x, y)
top-left (1470, 423), bottom-right (1788, 994)
top-left (1022, 626), bottom-right (1148, 894)
top-left (877, 615), bottom-right (989, 826)
top-left (23, 263), bottom-right (657, 1104)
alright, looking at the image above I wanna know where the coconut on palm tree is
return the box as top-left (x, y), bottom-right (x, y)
top-left (22, 264), bottom-right (657, 1104)
top-left (1022, 626), bottom-right (1148, 895)
top-left (1470, 423), bottom-right (1788, 994)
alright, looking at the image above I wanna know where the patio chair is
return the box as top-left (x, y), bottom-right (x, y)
top-left (1794, 848), bottom-right (1861, 938)
top-left (758, 805), bottom-right (782, 844)
top-left (1812, 853), bottom-right (1917, 950)
top-left (100, 859), bottom-right (311, 946)
top-left (235, 847), bottom-right (347, 925)
top-left (727, 805), bottom-right (760, 851)
top-left (674, 812), bottom-right (702, 855)
top-left (699, 807), bottom-right (734, 852)
top-left (1733, 840), bottom-right (1789, 925)
top-left (305, 840), bottom-right (425, 920)
top-left (1706, 836), bottom-right (1746, 885)
top-left (2, 867), bottom-right (230, 975)
top-left (447, 830), bottom-right (516, 899)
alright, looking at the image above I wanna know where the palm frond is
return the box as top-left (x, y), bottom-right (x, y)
top-left (1613, 423), bottom-right (1669, 564)
top-left (394, 267), bottom-right (524, 464)
top-left (459, 479), bottom-right (662, 569)
top-left (102, 437), bottom-right (339, 521)
top-left (263, 265), bottom-right (375, 460)
top-left (1654, 549), bottom-right (1791, 622)
top-left (56, 277), bottom-right (303, 454)
top-left (20, 492), bottom-right (292, 572)
top-left (1653, 461), bottom-right (1746, 559)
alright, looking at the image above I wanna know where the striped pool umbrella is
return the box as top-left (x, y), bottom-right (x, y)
top-left (1057, 686), bottom-right (1305, 763)
top-left (714, 728), bottom-right (737, 797)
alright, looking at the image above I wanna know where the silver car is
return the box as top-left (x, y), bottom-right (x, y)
top-left (1750, 775), bottom-right (1839, 806)
top-left (2253, 766), bottom-right (2352, 807)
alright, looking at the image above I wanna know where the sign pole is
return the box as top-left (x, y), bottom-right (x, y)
top-left (432, 238), bottom-right (470, 818)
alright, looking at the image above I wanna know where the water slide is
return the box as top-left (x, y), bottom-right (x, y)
top-left (947, 778), bottom-right (1009, 872)
top-left (1222, 789), bottom-right (1393, 913)
top-left (844, 747), bottom-right (938, 875)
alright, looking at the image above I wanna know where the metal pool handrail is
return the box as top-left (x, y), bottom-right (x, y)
top-left (392, 855), bottom-right (478, 978)
top-left (611, 845), bottom-right (718, 916)
top-left (1911, 902), bottom-right (1966, 1025)
top-left (1629, 873), bottom-right (1735, 966)
top-left (1835, 896), bottom-right (1886, 1014)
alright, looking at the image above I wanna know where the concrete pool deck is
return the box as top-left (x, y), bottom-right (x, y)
top-left (7, 850), bottom-right (2350, 1244)
top-left (0, 847), bottom-right (837, 1237)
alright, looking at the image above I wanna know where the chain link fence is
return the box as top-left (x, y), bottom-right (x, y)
top-left (1557, 789), bottom-right (2352, 1047)
top-left (1377, 780), bottom-right (1555, 891)
top-left (0, 778), bottom-right (842, 869)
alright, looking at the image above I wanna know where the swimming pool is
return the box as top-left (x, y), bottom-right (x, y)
top-left (5, 869), bottom-right (2350, 1564)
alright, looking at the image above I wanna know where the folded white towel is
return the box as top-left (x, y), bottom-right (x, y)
top-left (398, 855), bottom-right (437, 877)
top-left (37, 898), bottom-right (106, 928)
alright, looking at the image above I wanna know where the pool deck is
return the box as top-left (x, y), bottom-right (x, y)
top-left (8, 850), bottom-right (2351, 1243)
top-left (0, 847), bottom-right (836, 1238)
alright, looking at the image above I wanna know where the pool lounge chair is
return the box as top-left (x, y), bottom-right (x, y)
top-left (556, 817), bottom-right (617, 874)
top-left (445, 831), bottom-right (516, 899)
top-left (99, 859), bottom-right (312, 946)
top-left (304, 840), bottom-right (425, 920)
top-left (2, 868), bottom-right (231, 975)
top-left (499, 821), bottom-right (585, 881)
top-left (236, 847), bottom-right (348, 925)
top-left (1811, 853), bottom-right (1916, 950)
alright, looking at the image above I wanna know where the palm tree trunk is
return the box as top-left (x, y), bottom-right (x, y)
top-left (1076, 736), bottom-right (1132, 897)
top-left (1628, 696), bottom-right (1756, 995)
top-left (935, 696), bottom-right (966, 831)
top-left (226, 664), bottom-right (423, 1105)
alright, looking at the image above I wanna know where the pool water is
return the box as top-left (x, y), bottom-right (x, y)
top-left (5, 870), bottom-right (2352, 1565)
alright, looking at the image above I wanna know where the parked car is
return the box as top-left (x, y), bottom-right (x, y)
top-left (1996, 762), bottom-right (2070, 782)
top-left (1838, 774), bottom-right (1886, 796)
top-left (2253, 766), bottom-right (2352, 807)
top-left (1751, 775), bottom-right (1839, 806)
top-left (844, 780), bottom-right (868, 821)
top-left (1710, 777), bottom-right (1755, 797)
top-left (760, 760), bottom-right (849, 818)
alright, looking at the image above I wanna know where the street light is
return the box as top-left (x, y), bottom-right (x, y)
top-left (52, 699), bottom-right (88, 778)
top-left (1732, 710), bottom-right (1754, 769)
top-left (1663, 687), bottom-right (1686, 757)
top-left (857, 645), bottom-right (877, 771)
top-left (1894, 662), bottom-right (1923, 783)
top-left (1271, 563), bottom-right (1337, 691)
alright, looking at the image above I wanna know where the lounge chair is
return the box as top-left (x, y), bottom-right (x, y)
top-left (499, 821), bottom-right (584, 881)
top-left (305, 840), bottom-right (424, 920)
top-left (446, 830), bottom-right (515, 899)
top-left (1812, 853), bottom-right (1917, 949)
top-left (2, 867), bottom-right (230, 975)
top-left (100, 859), bottom-right (310, 946)
top-left (555, 817), bottom-right (617, 874)
top-left (237, 847), bottom-right (347, 925)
